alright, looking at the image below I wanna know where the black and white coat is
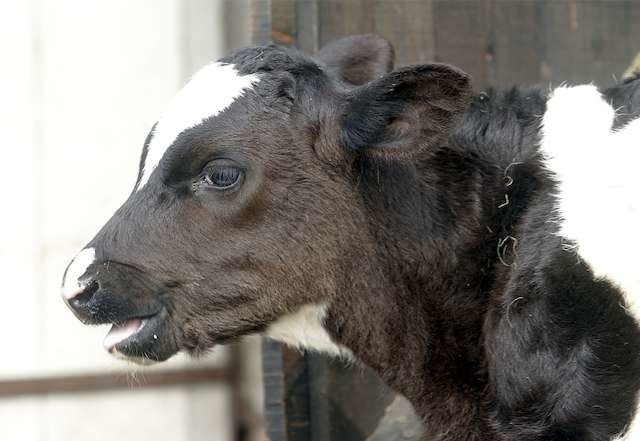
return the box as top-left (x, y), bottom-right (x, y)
top-left (60, 35), bottom-right (640, 440)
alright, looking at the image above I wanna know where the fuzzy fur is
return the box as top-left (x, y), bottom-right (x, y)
top-left (62, 36), bottom-right (640, 441)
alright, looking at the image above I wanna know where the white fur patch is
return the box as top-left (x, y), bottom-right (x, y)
top-left (615, 408), bottom-right (640, 440)
top-left (541, 85), bottom-right (640, 321)
top-left (265, 304), bottom-right (353, 359)
top-left (137, 62), bottom-right (259, 190)
top-left (62, 247), bottom-right (96, 299)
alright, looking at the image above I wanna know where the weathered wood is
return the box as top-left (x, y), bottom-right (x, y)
top-left (433, 0), bottom-right (492, 89)
top-left (0, 367), bottom-right (228, 397)
top-left (272, 0), bottom-right (640, 89)
top-left (314, 0), bottom-right (436, 68)
top-left (491, 1), bottom-right (546, 87)
top-left (262, 339), bottom-right (288, 441)
top-left (224, 0), bottom-right (272, 48)
top-left (318, 0), bottom-right (376, 46)
top-left (537, 0), bottom-right (640, 86)
top-left (292, 0), bottom-right (321, 53)
top-left (282, 346), bottom-right (312, 440)
top-left (373, 0), bottom-right (436, 67)
top-left (271, 0), bottom-right (297, 46)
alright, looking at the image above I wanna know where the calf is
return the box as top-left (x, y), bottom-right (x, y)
top-left (61, 35), bottom-right (640, 440)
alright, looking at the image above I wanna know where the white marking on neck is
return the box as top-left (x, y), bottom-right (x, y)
top-left (137, 62), bottom-right (259, 190)
top-left (615, 406), bottom-right (640, 440)
top-left (265, 304), bottom-right (353, 359)
top-left (62, 247), bottom-right (96, 299)
top-left (541, 85), bottom-right (640, 321)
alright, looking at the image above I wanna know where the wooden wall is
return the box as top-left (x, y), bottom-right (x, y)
top-left (271, 0), bottom-right (640, 90)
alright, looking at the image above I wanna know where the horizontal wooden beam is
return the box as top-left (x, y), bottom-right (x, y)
top-left (0, 367), bottom-right (228, 397)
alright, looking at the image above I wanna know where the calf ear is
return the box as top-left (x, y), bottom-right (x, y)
top-left (315, 34), bottom-right (394, 86)
top-left (340, 64), bottom-right (471, 155)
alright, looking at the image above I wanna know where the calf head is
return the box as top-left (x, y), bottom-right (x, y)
top-left (61, 36), bottom-right (471, 363)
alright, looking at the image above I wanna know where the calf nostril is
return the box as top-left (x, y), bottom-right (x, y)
top-left (69, 280), bottom-right (100, 307)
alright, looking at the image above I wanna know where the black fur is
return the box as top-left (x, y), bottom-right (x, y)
top-left (604, 72), bottom-right (640, 129)
top-left (62, 36), bottom-right (640, 440)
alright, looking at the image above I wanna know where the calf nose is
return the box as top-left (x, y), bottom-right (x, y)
top-left (61, 247), bottom-right (97, 301)
top-left (67, 280), bottom-right (101, 311)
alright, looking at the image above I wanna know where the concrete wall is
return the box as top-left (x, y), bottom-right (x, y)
top-left (0, 1), bottom-right (233, 439)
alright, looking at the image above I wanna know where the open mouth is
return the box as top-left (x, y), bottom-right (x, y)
top-left (101, 311), bottom-right (175, 363)
top-left (60, 257), bottom-right (181, 363)
top-left (104, 318), bottom-right (145, 350)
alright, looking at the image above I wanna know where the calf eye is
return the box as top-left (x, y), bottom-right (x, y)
top-left (201, 161), bottom-right (243, 190)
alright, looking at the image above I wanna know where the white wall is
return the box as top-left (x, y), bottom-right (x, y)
top-left (0, 1), bottom-right (232, 440)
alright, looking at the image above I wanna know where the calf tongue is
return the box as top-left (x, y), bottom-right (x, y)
top-left (103, 318), bottom-right (142, 350)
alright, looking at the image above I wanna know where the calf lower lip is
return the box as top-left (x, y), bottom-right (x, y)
top-left (104, 318), bottom-right (145, 351)
top-left (102, 311), bottom-right (175, 362)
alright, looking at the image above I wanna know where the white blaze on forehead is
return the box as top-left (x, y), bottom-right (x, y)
top-left (541, 85), bottom-right (640, 321)
top-left (62, 247), bottom-right (96, 299)
top-left (137, 62), bottom-right (260, 190)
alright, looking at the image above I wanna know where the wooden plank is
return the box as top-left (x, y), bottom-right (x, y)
top-left (278, 0), bottom-right (436, 67)
top-left (224, 0), bottom-right (272, 48)
top-left (262, 339), bottom-right (314, 441)
top-left (373, 0), bottom-right (436, 67)
top-left (294, 0), bottom-right (320, 53)
top-left (0, 367), bottom-right (228, 397)
top-left (282, 346), bottom-right (312, 441)
top-left (539, 0), bottom-right (640, 87)
top-left (271, 0), bottom-right (296, 46)
top-left (249, 0), bottom-right (272, 45)
top-left (433, 0), bottom-right (491, 89)
top-left (491, 0), bottom-right (547, 87)
top-left (318, 0), bottom-right (376, 47)
top-left (262, 339), bottom-right (288, 441)
top-left (229, 343), bottom-right (249, 441)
